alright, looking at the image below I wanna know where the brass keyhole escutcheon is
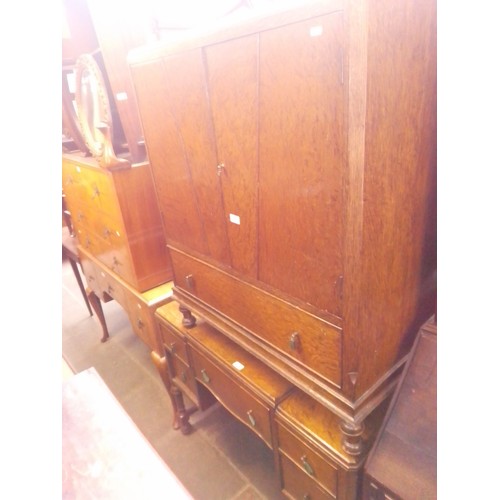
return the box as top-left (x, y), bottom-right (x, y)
top-left (216, 163), bottom-right (225, 177)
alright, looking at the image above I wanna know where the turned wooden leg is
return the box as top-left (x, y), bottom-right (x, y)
top-left (86, 287), bottom-right (109, 343)
top-left (68, 258), bottom-right (93, 317)
top-left (179, 305), bottom-right (196, 329)
top-left (340, 419), bottom-right (365, 456)
top-left (151, 351), bottom-right (181, 430)
top-left (171, 385), bottom-right (197, 435)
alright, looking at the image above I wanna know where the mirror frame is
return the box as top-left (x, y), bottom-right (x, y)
top-left (75, 53), bottom-right (111, 158)
top-left (62, 66), bottom-right (90, 155)
top-left (74, 53), bottom-right (129, 169)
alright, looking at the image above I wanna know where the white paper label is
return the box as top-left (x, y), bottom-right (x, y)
top-left (116, 92), bottom-right (128, 101)
top-left (232, 361), bottom-right (245, 371)
top-left (310, 25), bottom-right (323, 37)
top-left (229, 213), bottom-right (241, 225)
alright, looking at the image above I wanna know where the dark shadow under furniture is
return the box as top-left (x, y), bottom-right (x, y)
top-left (62, 225), bottom-right (93, 318)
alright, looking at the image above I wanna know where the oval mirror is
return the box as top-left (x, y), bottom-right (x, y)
top-left (74, 53), bottom-right (129, 169)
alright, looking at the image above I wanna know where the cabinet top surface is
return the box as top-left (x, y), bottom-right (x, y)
top-left (128, 0), bottom-right (344, 64)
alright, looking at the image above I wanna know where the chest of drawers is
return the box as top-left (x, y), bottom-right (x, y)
top-left (62, 154), bottom-right (172, 292)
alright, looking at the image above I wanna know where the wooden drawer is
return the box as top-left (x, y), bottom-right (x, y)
top-left (190, 346), bottom-right (274, 448)
top-left (79, 250), bottom-right (105, 298)
top-left (76, 225), bottom-right (135, 286)
top-left (63, 159), bottom-right (122, 219)
top-left (281, 454), bottom-right (333, 500)
top-left (170, 247), bottom-right (342, 387)
top-left (158, 322), bottom-right (190, 366)
top-left (277, 422), bottom-right (338, 497)
top-left (96, 239), bottom-right (134, 285)
top-left (62, 161), bottom-right (87, 202)
top-left (168, 354), bottom-right (199, 403)
top-left (73, 204), bottom-right (126, 250)
top-left (96, 267), bottom-right (127, 308)
top-left (126, 291), bottom-right (161, 352)
top-left (78, 167), bottom-right (121, 219)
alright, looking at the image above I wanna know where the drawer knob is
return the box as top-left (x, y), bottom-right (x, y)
top-left (303, 495), bottom-right (311, 500)
top-left (216, 162), bottom-right (225, 177)
top-left (103, 227), bottom-right (111, 238)
top-left (301, 455), bottom-right (314, 476)
top-left (201, 369), bottom-right (210, 384)
top-left (289, 331), bottom-right (301, 351)
top-left (112, 256), bottom-right (120, 270)
top-left (170, 342), bottom-right (176, 354)
top-left (247, 410), bottom-right (256, 427)
top-left (180, 370), bottom-right (187, 383)
top-left (107, 285), bottom-right (114, 295)
top-left (137, 319), bottom-right (144, 329)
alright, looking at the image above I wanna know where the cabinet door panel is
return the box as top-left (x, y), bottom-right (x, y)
top-left (205, 35), bottom-right (259, 277)
top-left (129, 60), bottom-right (209, 256)
top-left (162, 50), bottom-right (231, 265)
top-left (258, 13), bottom-right (345, 315)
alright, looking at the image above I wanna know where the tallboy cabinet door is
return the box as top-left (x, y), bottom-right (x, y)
top-left (161, 50), bottom-right (231, 265)
top-left (129, 53), bottom-right (230, 264)
top-left (205, 35), bottom-right (259, 278)
top-left (258, 12), bottom-right (345, 315)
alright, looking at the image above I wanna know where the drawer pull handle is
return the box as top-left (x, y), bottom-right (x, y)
top-left (137, 319), bottom-right (144, 329)
top-left (303, 495), bottom-right (311, 500)
top-left (112, 256), bottom-right (120, 269)
top-left (91, 185), bottom-right (100, 200)
top-left (201, 369), bottom-right (210, 384)
top-left (170, 342), bottom-right (176, 354)
top-left (289, 331), bottom-right (301, 351)
top-left (103, 227), bottom-right (111, 238)
top-left (247, 410), bottom-right (256, 427)
top-left (107, 285), bottom-right (114, 295)
top-left (301, 455), bottom-right (314, 476)
top-left (180, 370), bottom-right (187, 383)
top-left (185, 274), bottom-right (194, 290)
top-left (216, 162), bottom-right (225, 177)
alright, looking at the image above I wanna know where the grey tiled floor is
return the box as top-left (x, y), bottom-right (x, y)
top-left (62, 257), bottom-right (283, 499)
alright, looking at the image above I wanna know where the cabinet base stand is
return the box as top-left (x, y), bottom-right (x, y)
top-left (340, 420), bottom-right (366, 456)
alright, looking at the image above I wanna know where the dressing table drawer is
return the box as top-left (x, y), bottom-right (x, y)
top-left (190, 346), bottom-right (274, 447)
